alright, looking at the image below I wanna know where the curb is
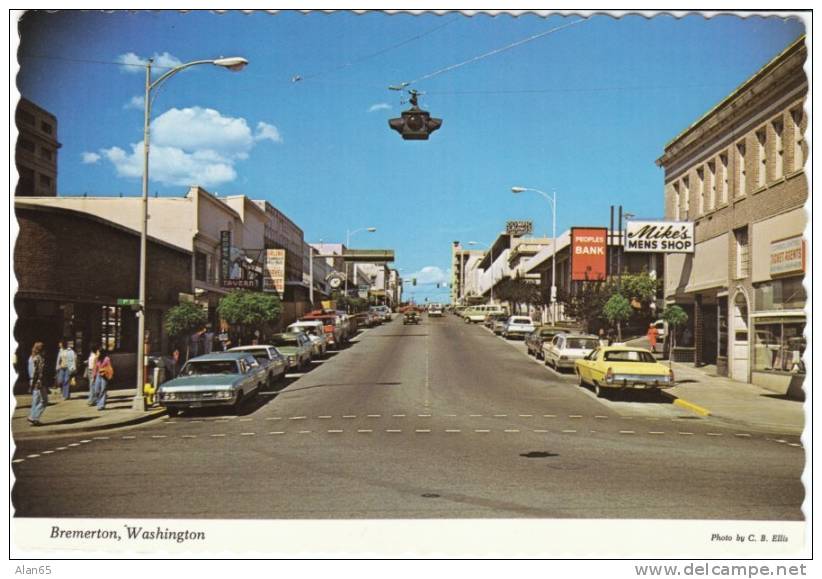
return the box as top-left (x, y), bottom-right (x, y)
top-left (12, 407), bottom-right (167, 441)
top-left (664, 393), bottom-right (712, 417)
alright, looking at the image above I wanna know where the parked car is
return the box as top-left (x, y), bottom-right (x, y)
top-left (270, 332), bottom-right (313, 371)
top-left (286, 321), bottom-right (328, 357)
top-left (543, 333), bottom-right (600, 370)
top-left (484, 312), bottom-right (509, 334)
top-left (370, 305), bottom-right (393, 321)
top-left (575, 346), bottom-right (675, 397)
top-left (463, 304), bottom-right (508, 324)
top-left (228, 344), bottom-right (288, 388)
top-left (428, 304), bottom-right (444, 317)
top-left (502, 315), bottom-right (536, 339)
top-left (525, 326), bottom-right (569, 358)
top-left (301, 310), bottom-right (345, 349)
top-left (158, 352), bottom-right (267, 416)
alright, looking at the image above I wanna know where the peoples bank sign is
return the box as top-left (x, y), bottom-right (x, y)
top-left (625, 221), bottom-right (694, 253)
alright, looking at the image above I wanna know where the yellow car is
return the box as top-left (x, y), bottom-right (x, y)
top-left (575, 346), bottom-right (674, 397)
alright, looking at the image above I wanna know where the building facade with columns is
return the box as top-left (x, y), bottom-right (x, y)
top-left (657, 36), bottom-right (807, 394)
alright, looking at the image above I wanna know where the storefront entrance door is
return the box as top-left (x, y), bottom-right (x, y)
top-left (731, 292), bottom-right (750, 382)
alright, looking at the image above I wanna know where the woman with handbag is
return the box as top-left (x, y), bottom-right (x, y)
top-left (86, 344), bottom-right (99, 406)
top-left (27, 342), bottom-right (47, 426)
top-left (94, 348), bottom-right (113, 411)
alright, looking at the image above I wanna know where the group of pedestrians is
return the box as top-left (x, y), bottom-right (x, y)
top-left (26, 340), bottom-right (113, 427)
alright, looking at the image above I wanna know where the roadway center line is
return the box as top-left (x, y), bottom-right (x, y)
top-left (151, 435), bottom-right (167, 439)
top-left (445, 429), bottom-right (461, 433)
top-left (386, 429), bottom-right (402, 433)
top-left (648, 432), bottom-right (666, 435)
top-left (266, 417), bottom-right (282, 421)
top-left (417, 414), bottom-right (432, 418)
top-left (318, 416), bottom-right (332, 419)
top-left (327, 430), bottom-right (343, 433)
top-left (68, 443), bottom-right (81, 446)
top-left (392, 414), bottom-right (406, 418)
top-left (474, 429), bottom-right (490, 433)
top-left (504, 429), bottom-right (520, 433)
top-left (182, 435), bottom-right (197, 439)
top-left (518, 414), bottom-right (533, 418)
top-left (619, 431), bottom-right (636, 435)
top-left (493, 414), bottom-right (508, 418)
top-left (298, 431), bottom-right (312, 434)
top-left (533, 429), bottom-right (548, 433)
top-left (415, 429), bottom-right (431, 433)
top-left (543, 415), bottom-right (557, 418)
top-left (562, 430), bottom-right (577, 433)
top-left (678, 432), bottom-right (694, 436)
top-left (12, 459), bottom-right (24, 463)
top-left (343, 415), bottom-right (357, 419)
top-left (56, 447), bottom-right (67, 451)
top-left (469, 414), bottom-right (483, 417)
top-left (269, 431), bottom-right (286, 435)
top-left (357, 429), bottom-right (373, 433)
top-left (367, 414), bottom-right (382, 418)
top-left (734, 433), bottom-right (751, 437)
top-left (26, 454), bottom-right (40, 459)
top-left (42, 450), bottom-right (54, 454)
top-left (569, 415), bottom-right (583, 419)
top-left (93, 436), bottom-right (110, 440)
top-left (594, 416), bottom-right (608, 419)
top-left (289, 416), bottom-right (307, 420)
top-left (210, 434), bottom-right (226, 438)
top-left (241, 432), bottom-right (256, 436)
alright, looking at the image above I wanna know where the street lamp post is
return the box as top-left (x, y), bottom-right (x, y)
top-left (511, 186), bottom-right (557, 324)
top-left (134, 55), bottom-right (247, 410)
top-left (344, 227), bottom-right (377, 297)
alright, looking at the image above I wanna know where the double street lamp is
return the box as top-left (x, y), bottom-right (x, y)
top-left (511, 186), bottom-right (558, 324)
top-left (134, 56), bottom-right (248, 410)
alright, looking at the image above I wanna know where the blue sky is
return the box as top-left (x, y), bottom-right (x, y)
top-left (15, 11), bottom-right (806, 303)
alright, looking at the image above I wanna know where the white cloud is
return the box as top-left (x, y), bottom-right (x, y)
top-left (254, 122), bottom-right (283, 143)
top-left (118, 51), bottom-right (184, 74)
top-left (123, 95), bottom-right (145, 110)
top-left (82, 152), bottom-right (101, 164)
top-left (368, 103), bottom-right (392, 113)
top-left (96, 107), bottom-right (277, 188)
top-left (407, 266), bottom-right (450, 285)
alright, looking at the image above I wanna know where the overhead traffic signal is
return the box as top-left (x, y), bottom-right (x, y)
top-left (388, 90), bottom-right (442, 141)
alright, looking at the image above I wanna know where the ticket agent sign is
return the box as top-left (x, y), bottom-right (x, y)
top-left (625, 221), bottom-right (694, 253)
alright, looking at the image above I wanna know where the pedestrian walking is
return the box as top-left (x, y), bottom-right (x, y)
top-left (94, 348), bottom-right (113, 411)
top-left (647, 323), bottom-right (658, 353)
top-left (203, 324), bottom-right (215, 355)
top-left (86, 344), bottom-right (99, 406)
top-left (55, 340), bottom-right (77, 400)
top-left (27, 342), bottom-right (47, 426)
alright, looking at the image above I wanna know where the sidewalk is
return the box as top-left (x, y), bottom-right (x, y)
top-left (623, 335), bottom-right (804, 435)
top-left (12, 387), bottom-right (166, 441)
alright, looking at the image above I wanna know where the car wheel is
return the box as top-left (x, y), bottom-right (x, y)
top-left (594, 382), bottom-right (607, 398)
top-left (166, 407), bottom-right (180, 417)
top-left (233, 391), bottom-right (244, 413)
top-left (576, 370), bottom-right (585, 387)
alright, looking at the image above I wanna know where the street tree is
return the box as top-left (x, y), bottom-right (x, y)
top-left (557, 282), bottom-right (609, 333)
top-left (163, 301), bottom-right (208, 359)
top-left (602, 294), bottom-right (632, 341)
top-left (621, 271), bottom-right (661, 311)
top-left (217, 290), bottom-right (282, 344)
top-left (662, 304), bottom-right (689, 358)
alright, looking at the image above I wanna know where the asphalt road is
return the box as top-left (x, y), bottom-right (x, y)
top-left (12, 315), bottom-right (804, 519)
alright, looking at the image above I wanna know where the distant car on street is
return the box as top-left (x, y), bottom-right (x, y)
top-left (428, 304), bottom-right (444, 317)
top-left (525, 326), bottom-right (569, 358)
top-left (575, 346), bottom-right (674, 397)
top-left (502, 316), bottom-right (536, 339)
top-left (286, 321), bottom-right (329, 357)
top-left (158, 352), bottom-right (267, 416)
top-left (228, 344), bottom-right (288, 388)
top-left (543, 333), bottom-right (600, 371)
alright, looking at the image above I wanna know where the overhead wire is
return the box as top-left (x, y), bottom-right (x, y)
top-left (394, 17), bottom-right (588, 89)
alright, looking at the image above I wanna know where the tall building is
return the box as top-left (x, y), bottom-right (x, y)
top-left (15, 98), bottom-right (60, 196)
top-left (657, 36), bottom-right (807, 393)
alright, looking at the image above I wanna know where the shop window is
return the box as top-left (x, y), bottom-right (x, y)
top-left (101, 305), bottom-right (122, 351)
top-left (754, 277), bottom-right (806, 311)
top-left (734, 227), bottom-right (749, 279)
top-left (753, 320), bottom-right (805, 373)
top-left (756, 127), bottom-right (767, 187)
top-left (736, 141), bottom-right (746, 196)
top-left (718, 299), bottom-right (728, 358)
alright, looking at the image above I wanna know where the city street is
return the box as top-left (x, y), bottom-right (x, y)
top-left (12, 315), bottom-right (804, 520)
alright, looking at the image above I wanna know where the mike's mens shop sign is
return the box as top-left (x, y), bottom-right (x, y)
top-left (625, 221), bottom-right (694, 253)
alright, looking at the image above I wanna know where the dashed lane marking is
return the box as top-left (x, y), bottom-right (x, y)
top-left (788, 443), bottom-right (803, 448)
top-left (93, 436), bottom-right (110, 440)
top-left (595, 416), bottom-right (608, 419)
top-left (265, 417), bottom-right (282, 421)
top-left (415, 429), bottom-right (431, 433)
top-left (518, 414), bottom-right (533, 418)
top-left (42, 450), bottom-right (54, 454)
top-left (367, 414), bottom-right (381, 418)
top-left (182, 435), bottom-right (197, 439)
top-left (417, 414), bottom-right (432, 418)
top-left (569, 415), bottom-right (583, 419)
top-left (620, 431), bottom-right (636, 435)
top-left (151, 435), bottom-right (167, 439)
top-left (445, 414), bottom-right (457, 417)
top-left (493, 414), bottom-right (508, 418)
top-left (269, 431), bottom-right (286, 435)
top-left (469, 414), bottom-right (483, 417)
top-left (12, 459), bottom-right (24, 464)
top-left (679, 432), bottom-right (694, 436)
top-left (241, 432), bottom-right (256, 436)
top-left (706, 433), bottom-right (723, 437)
top-left (318, 416), bottom-right (332, 419)
top-left (239, 418), bottom-right (253, 422)
top-left (297, 431), bottom-right (311, 434)
top-left (289, 416), bottom-right (307, 420)
top-left (26, 454), bottom-right (40, 459)
top-left (474, 429), bottom-right (490, 433)
top-left (445, 429), bottom-right (461, 433)
top-left (56, 447), bottom-right (67, 451)
top-left (392, 414), bottom-right (406, 418)
top-left (386, 429), bottom-right (402, 433)
top-left (327, 430), bottom-right (343, 433)
top-left (562, 430), bottom-right (577, 433)
top-left (210, 434), bottom-right (226, 438)
top-left (68, 443), bottom-right (81, 447)
top-left (543, 414), bottom-right (557, 418)
top-left (357, 429), bottom-right (373, 433)
top-left (80, 439), bottom-right (91, 443)
top-left (735, 433), bottom-right (752, 438)
top-left (533, 429), bottom-right (548, 433)
top-left (649, 432), bottom-right (666, 435)
top-left (504, 429), bottom-right (520, 433)
top-left (343, 415), bottom-right (357, 419)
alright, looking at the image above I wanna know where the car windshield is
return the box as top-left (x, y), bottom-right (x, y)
top-left (540, 329), bottom-right (558, 337)
top-left (567, 338), bottom-right (599, 350)
top-left (180, 360), bottom-right (239, 376)
top-left (272, 335), bottom-right (300, 347)
top-left (512, 318), bottom-right (532, 324)
top-left (604, 350), bottom-right (657, 363)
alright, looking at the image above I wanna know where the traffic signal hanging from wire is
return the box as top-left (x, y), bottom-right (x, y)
top-left (388, 89), bottom-right (442, 140)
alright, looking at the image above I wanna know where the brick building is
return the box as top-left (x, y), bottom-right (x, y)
top-left (14, 202), bottom-right (192, 393)
top-left (657, 36), bottom-right (807, 393)
top-left (15, 98), bottom-right (60, 197)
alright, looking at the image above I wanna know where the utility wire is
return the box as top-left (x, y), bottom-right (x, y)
top-left (396, 17), bottom-right (587, 88)
top-left (425, 83), bottom-right (728, 95)
top-left (294, 15), bottom-right (460, 82)
top-left (19, 53), bottom-right (176, 71)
